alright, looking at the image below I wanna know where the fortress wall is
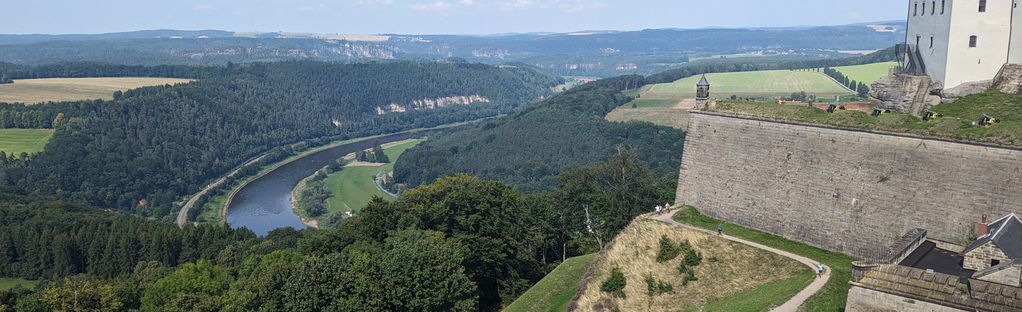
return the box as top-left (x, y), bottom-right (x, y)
top-left (676, 112), bottom-right (1022, 258)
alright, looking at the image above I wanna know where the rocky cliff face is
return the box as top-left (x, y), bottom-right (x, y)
top-left (870, 74), bottom-right (941, 115)
top-left (375, 95), bottom-right (491, 115)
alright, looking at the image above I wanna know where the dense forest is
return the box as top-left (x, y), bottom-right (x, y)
top-left (394, 75), bottom-right (685, 193)
top-left (0, 151), bottom-right (671, 312)
top-left (0, 61), bottom-right (561, 218)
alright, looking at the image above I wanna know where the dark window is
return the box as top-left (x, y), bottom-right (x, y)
top-left (923, 2), bottom-right (927, 14)
top-left (930, 36), bottom-right (934, 48)
top-left (992, 259), bottom-right (1001, 267)
top-left (942, 0), bottom-right (946, 14)
top-left (915, 2), bottom-right (919, 16)
top-left (932, 1), bottom-right (936, 14)
top-left (980, 0), bottom-right (987, 12)
top-left (917, 35), bottom-right (922, 47)
top-left (970, 35), bottom-right (979, 47)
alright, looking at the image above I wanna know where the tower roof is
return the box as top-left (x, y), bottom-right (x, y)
top-left (697, 74), bottom-right (710, 87)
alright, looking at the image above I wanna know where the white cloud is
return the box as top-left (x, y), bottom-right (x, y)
top-left (193, 4), bottom-right (214, 12)
top-left (410, 1), bottom-right (453, 11)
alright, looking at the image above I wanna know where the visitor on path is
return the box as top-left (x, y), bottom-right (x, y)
top-left (717, 223), bottom-right (723, 236)
top-left (655, 205), bottom-right (662, 216)
top-left (817, 264), bottom-right (825, 277)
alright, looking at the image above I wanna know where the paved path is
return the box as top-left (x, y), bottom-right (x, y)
top-left (651, 210), bottom-right (830, 312)
top-left (176, 154), bottom-right (268, 228)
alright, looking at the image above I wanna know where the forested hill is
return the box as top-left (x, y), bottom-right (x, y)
top-left (0, 61), bottom-right (561, 217)
top-left (393, 75), bottom-right (686, 192)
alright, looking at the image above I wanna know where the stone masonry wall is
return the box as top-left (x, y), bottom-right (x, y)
top-left (676, 112), bottom-right (1022, 258)
top-left (846, 286), bottom-right (967, 312)
top-left (964, 242), bottom-right (1010, 271)
top-left (976, 264), bottom-right (1022, 287)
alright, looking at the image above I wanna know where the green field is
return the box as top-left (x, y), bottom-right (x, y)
top-left (700, 269), bottom-right (815, 312)
top-left (832, 62), bottom-right (898, 85)
top-left (0, 278), bottom-right (38, 291)
top-left (673, 206), bottom-right (854, 311)
top-left (0, 77), bottom-right (192, 104)
top-left (504, 254), bottom-right (596, 312)
top-left (0, 129), bottom-right (55, 156)
top-left (624, 98), bottom-right (680, 108)
top-left (643, 70), bottom-right (852, 99)
top-left (711, 90), bottom-right (1022, 147)
top-left (323, 139), bottom-right (423, 215)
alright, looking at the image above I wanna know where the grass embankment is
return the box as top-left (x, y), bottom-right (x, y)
top-left (673, 206), bottom-right (854, 311)
top-left (709, 91), bottom-right (1022, 146)
top-left (831, 62), bottom-right (898, 85)
top-left (504, 254), bottom-right (596, 312)
top-left (0, 129), bottom-right (55, 156)
top-left (323, 139), bottom-right (423, 215)
top-left (0, 77), bottom-right (192, 104)
top-left (0, 278), bottom-right (37, 291)
top-left (643, 70), bottom-right (852, 99)
top-left (573, 219), bottom-right (810, 311)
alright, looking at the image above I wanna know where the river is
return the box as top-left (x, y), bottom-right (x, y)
top-left (226, 132), bottom-right (418, 235)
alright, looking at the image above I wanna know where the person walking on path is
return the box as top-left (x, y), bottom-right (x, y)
top-left (817, 263), bottom-right (826, 277)
top-left (655, 205), bottom-right (662, 216)
top-left (717, 223), bottom-right (723, 236)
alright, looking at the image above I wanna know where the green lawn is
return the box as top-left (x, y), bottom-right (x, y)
top-left (711, 91), bottom-right (1022, 147)
top-left (832, 62), bottom-right (898, 85)
top-left (0, 129), bottom-right (55, 156)
top-left (504, 254), bottom-right (596, 312)
top-left (623, 98), bottom-right (680, 108)
top-left (673, 206), bottom-right (854, 311)
top-left (644, 70), bottom-right (852, 99)
top-left (0, 278), bottom-right (38, 291)
top-left (323, 139), bottom-right (423, 215)
top-left (699, 269), bottom-right (815, 312)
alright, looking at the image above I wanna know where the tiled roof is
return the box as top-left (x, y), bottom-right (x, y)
top-left (855, 264), bottom-right (1022, 311)
top-left (965, 214), bottom-right (1022, 260)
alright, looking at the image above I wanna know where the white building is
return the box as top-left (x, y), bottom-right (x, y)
top-left (905, 0), bottom-right (1022, 89)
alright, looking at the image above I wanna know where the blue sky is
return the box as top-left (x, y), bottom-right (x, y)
top-left (8, 0), bottom-right (907, 35)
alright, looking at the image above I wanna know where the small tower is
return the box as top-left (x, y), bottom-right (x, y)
top-left (696, 74), bottom-right (711, 101)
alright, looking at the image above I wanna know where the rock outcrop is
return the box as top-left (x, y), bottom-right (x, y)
top-left (992, 64), bottom-right (1022, 95)
top-left (870, 74), bottom-right (941, 116)
top-left (941, 80), bottom-right (991, 101)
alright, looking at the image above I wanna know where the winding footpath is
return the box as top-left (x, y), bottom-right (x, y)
top-left (651, 209), bottom-right (830, 312)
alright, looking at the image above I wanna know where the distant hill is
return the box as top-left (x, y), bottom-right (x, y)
top-left (0, 22), bottom-right (905, 76)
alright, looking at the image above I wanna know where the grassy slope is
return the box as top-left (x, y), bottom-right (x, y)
top-left (643, 70), bottom-right (852, 99)
top-left (504, 254), bottom-right (597, 312)
top-left (710, 91), bottom-right (1022, 146)
top-left (0, 129), bottom-right (55, 155)
top-left (0, 77), bottom-right (191, 104)
top-left (673, 207), bottom-right (854, 311)
top-left (323, 139), bottom-right (423, 215)
top-left (832, 62), bottom-right (898, 85)
top-left (0, 278), bottom-right (37, 291)
top-left (574, 220), bottom-right (808, 311)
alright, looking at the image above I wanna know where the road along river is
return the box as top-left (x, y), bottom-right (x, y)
top-left (226, 132), bottom-right (418, 235)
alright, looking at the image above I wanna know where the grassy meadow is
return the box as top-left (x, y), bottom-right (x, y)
top-left (0, 129), bottom-right (55, 156)
top-left (323, 139), bottom-right (423, 215)
top-left (710, 90), bottom-right (1022, 146)
top-left (0, 77), bottom-right (191, 104)
top-left (831, 62), bottom-right (898, 85)
top-left (673, 206), bottom-right (854, 311)
top-left (606, 106), bottom-right (691, 129)
top-left (573, 219), bottom-right (810, 311)
top-left (0, 278), bottom-right (37, 291)
top-left (643, 70), bottom-right (852, 99)
top-left (505, 254), bottom-right (597, 312)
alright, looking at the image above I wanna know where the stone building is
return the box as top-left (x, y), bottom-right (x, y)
top-left (846, 214), bottom-right (1022, 311)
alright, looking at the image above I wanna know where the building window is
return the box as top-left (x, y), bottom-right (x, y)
top-left (932, 1), bottom-right (936, 14)
top-left (923, 2), bottom-right (927, 14)
top-left (992, 259), bottom-right (1001, 267)
top-left (915, 2), bottom-right (919, 16)
top-left (980, 0), bottom-right (987, 12)
top-left (930, 36), bottom-right (934, 48)
top-left (942, 0), bottom-right (946, 14)
top-left (970, 35), bottom-right (978, 47)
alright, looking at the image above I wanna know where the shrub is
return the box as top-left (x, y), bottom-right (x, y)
top-left (601, 267), bottom-right (627, 295)
top-left (656, 235), bottom-right (681, 263)
top-left (644, 275), bottom-right (674, 297)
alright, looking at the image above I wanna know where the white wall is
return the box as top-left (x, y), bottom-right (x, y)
top-left (1009, 0), bottom-right (1022, 63)
top-left (945, 0), bottom-right (1013, 88)
top-left (907, 0), bottom-right (954, 85)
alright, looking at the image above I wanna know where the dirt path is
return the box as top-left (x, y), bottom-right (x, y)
top-left (175, 154), bottom-right (268, 228)
top-left (651, 209), bottom-right (830, 312)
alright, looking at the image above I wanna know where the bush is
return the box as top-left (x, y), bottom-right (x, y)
top-left (656, 235), bottom-right (681, 263)
top-left (644, 275), bottom-right (674, 297)
top-left (601, 267), bottom-right (627, 295)
top-left (676, 240), bottom-right (702, 287)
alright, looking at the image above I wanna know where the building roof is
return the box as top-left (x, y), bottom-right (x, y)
top-left (900, 241), bottom-right (975, 278)
top-left (964, 214), bottom-right (1022, 260)
top-left (696, 74), bottom-right (710, 87)
top-left (854, 264), bottom-right (1022, 311)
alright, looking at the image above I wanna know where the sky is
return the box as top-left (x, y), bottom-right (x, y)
top-left (7, 0), bottom-right (907, 35)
